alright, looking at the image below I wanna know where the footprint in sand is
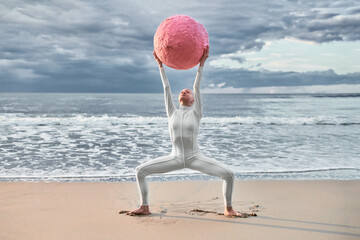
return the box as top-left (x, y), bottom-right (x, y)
top-left (249, 204), bottom-right (260, 213)
top-left (188, 208), bottom-right (258, 218)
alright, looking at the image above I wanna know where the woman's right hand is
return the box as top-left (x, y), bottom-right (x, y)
top-left (153, 51), bottom-right (163, 67)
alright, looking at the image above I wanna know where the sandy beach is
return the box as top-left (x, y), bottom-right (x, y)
top-left (0, 180), bottom-right (359, 240)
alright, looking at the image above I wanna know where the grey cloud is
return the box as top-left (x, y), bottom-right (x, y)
top-left (349, 7), bottom-right (360, 14)
top-left (316, 13), bottom-right (340, 19)
top-left (1, 0), bottom-right (359, 93)
top-left (281, 2), bottom-right (360, 42)
top-left (229, 56), bottom-right (245, 64)
top-left (307, 15), bottom-right (360, 41)
top-left (205, 68), bottom-right (360, 88)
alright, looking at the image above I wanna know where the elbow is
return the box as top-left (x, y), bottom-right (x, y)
top-left (193, 80), bottom-right (201, 90)
top-left (193, 88), bottom-right (200, 97)
top-left (163, 84), bottom-right (171, 93)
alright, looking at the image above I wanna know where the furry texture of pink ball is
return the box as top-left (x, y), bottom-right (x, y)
top-left (154, 15), bottom-right (209, 70)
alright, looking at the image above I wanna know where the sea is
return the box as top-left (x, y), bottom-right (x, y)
top-left (0, 93), bottom-right (359, 182)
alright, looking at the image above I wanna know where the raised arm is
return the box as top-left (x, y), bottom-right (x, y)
top-left (154, 51), bottom-right (175, 118)
top-left (193, 46), bottom-right (209, 118)
top-left (193, 66), bottom-right (203, 118)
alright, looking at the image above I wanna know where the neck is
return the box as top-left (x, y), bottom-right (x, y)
top-left (180, 103), bottom-right (192, 108)
top-left (180, 101), bottom-right (191, 107)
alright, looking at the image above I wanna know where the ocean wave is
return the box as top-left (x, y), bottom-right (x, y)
top-left (313, 93), bottom-right (360, 98)
top-left (0, 114), bottom-right (167, 126)
top-left (1, 168), bottom-right (358, 182)
top-left (203, 116), bottom-right (360, 126)
top-left (239, 167), bottom-right (360, 174)
top-left (0, 114), bottom-right (358, 126)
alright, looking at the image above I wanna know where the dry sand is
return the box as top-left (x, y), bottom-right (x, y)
top-left (0, 180), bottom-right (359, 240)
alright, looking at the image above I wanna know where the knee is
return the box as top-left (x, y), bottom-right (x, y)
top-left (135, 165), bottom-right (145, 178)
top-left (224, 168), bottom-right (234, 182)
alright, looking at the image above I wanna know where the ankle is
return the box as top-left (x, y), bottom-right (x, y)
top-left (226, 206), bottom-right (233, 211)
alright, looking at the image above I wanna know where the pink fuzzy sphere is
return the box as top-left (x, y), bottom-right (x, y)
top-left (154, 15), bottom-right (209, 70)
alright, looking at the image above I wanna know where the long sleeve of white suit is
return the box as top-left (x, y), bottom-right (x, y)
top-left (159, 67), bottom-right (176, 118)
top-left (193, 65), bottom-right (204, 118)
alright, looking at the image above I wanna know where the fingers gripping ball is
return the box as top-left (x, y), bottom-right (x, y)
top-left (154, 15), bottom-right (209, 70)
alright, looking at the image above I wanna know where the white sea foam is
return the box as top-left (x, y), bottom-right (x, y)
top-left (1, 93), bottom-right (359, 181)
top-left (1, 167), bottom-right (359, 182)
top-left (1, 114), bottom-right (359, 126)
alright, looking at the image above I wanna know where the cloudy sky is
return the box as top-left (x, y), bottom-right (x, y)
top-left (1, 0), bottom-right (360, 93)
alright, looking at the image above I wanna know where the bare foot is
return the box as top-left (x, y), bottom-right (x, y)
top-left (127, 205), bottom-right (151, 216)
top-left (224, 206), bottom-right (242, 217)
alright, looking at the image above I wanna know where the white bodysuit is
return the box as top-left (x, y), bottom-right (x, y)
top-left (135, 65), bottom-right (235, 207)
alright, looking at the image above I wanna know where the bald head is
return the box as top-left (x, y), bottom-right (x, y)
top-left (178, 89), bottom-right (194, 106)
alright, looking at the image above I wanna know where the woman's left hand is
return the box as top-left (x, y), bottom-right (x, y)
top-left (199, 45), bottom-right (209, 67)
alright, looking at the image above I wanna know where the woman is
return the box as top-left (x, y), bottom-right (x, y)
top-left (128, 46), bottom-right (241, 217)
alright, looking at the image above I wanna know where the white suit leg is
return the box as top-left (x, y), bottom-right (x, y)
top-left (135, 155), bottom-right (182, 205)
